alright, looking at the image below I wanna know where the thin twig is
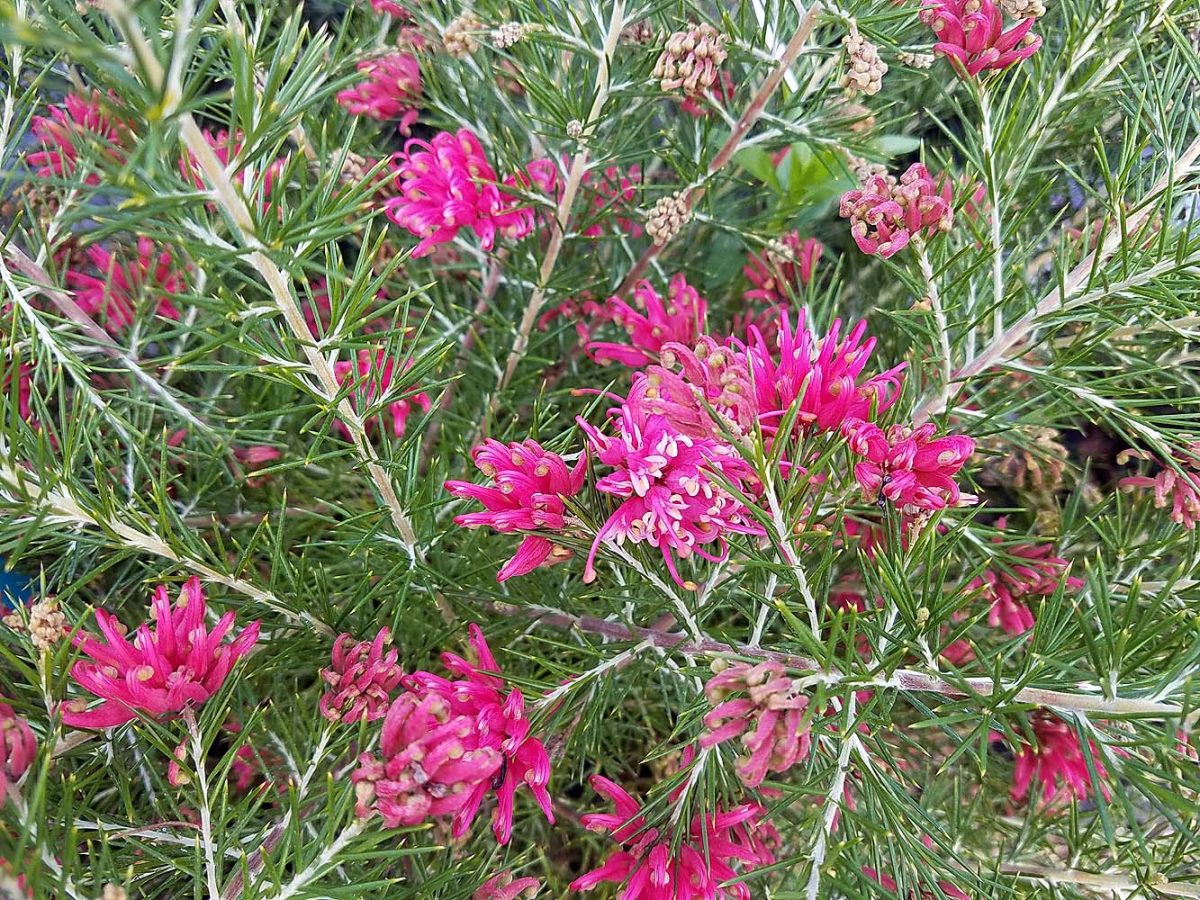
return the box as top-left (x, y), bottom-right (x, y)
top-left (1001, 864), bottom-right (1200, 898)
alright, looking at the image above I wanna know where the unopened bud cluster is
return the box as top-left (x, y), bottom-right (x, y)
top-left (653, 22), bottom-right (727, 97)
top-left (841, 25), bottom-right (888, 96)
top-left (644, 190), bottom-right (691, 245)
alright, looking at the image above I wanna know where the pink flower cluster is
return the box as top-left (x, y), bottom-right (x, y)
top-left (67, 238), bottom-right (187, 333)
top-left (445, 439), bottom-right (586, 582)
top-left (1119, 443), bottom-right (1200, 530)
top-left (571, 775), bottom-right (775, 899)
top-left (475, 872), bottom-right (541, 900)
top-left (370, 0), bottom-right (410, 19)
top-left (700, 661), bottom-right (812, 788)
top-left (0, 702), bottom-right (36, 806)
top-left (333, 349), bottom-right (431, 440)
top-left (970, 522), bottom-right (1081, 635)
top-left (587, 274), bottom-right (708, 368)
top-left (1010, 709), bottom-right (1111, 806)
top-left (320, 627), bottom-right (404, 723)
top-left (844, 420), bottom-right (975, 512)
top-left (743, 232), bottom-right (823, 305)
top-left (385, 129), bottom-right (537, 256)
top-left (839, 163), bottom-right (954, 258)
top-left (337, 52), bottom-right (422, 133)
top-left (920, 0), bottom-right (1042, 77)
top-left (27, 91), bottom-right (130, 184)
top-left (61, 577), bottom-right (260, 729)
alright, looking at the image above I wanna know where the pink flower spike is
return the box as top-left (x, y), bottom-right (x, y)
top-left (26, 91), bottom-right (130, 185)
top-left (320, 628), bottom-right (405, 723)
top-left (1118, 442), bottom-right (1200, 530)
top-left (332, 349), bottom-right (431, 440)
top-left (0, 702), bottom-right (37, 807)
top-left (1010, 710), bottom-right (1112, 807)
top-left (60, 577), bottom-right (260, 730)
top-left (844, 419), bottom-right (975, 513)
top-left (839, 163), bottom-right (954, 258)
top-left (587, 274), bottom-right (708, 368)
top-left (920, 0), bottom-right (1041, 77)
top-left (66, 238), bottom-right (187, 334)
top-left (474, 872), bottom-right (541, 900)
top-left (337, 52), bottom-right (422, 133)
top-left (971, 523), bottom-right (1082, 636)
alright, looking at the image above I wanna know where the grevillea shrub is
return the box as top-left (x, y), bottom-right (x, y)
top-left (1, 0), bottom-right (1199, 896)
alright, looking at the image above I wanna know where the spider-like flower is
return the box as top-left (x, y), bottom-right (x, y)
top-left (970, 522), bottom-right (1082, 635)
top-left (26, 91), bottom-right (130, 185)
top-left (587, 275), bottom-right (708, 368)
top-left (920, 0), bottom-right (1042, 77)
top-left (352, 692), bottom-right (502, 828)
top-left (632, 336), bottom-right (757, 442)
top-left (333, 349), bottom-right (431, 440)
top-left (748, 312), bottom-right (906, 439)
top-left (0, 702), bottom-right (36, 807)
top-left (61, 577), bottom-right (260, 729)
top-left (320, 628), bottom-right (405, 724)
top-left (404, 624), bottom-right (555, 844)
top-left (385, 129), bottom-right (532, 256)
top-left (570, 776), bottom-right (774, 899)
top-left (700, 661), bottom-right (812, 788)
top-left (1010, 710), bottom-right (1111, 806)
top-left (839, 164), bottom-right (954, 258)
top-left (337, 52), bottom-right (422, 133)
top-left (445, 439), bottom-right (586, 582)
top-left (579, 401), bottom-right (763, 589)
top-left (1118, 443), bottom-right (1200, 530)
top-left (743, 233), bottom-right (823, 306)
top-left (844, 420), bottom-right (975, 512)
top-left (66, 238), bottom-right (186, 333)
top-left (474, 872), bottom-right (541, 900)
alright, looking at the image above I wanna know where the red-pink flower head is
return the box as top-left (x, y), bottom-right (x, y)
top-left (743, 233), bottom-right (823, 305)
top-left (1118, 443), bottom-right (1200, 530)
top-left (66, 238), bottom-right (186, 333)
top-left (332, 349), bottom-right (431, 440)
top-left (371, 0), bottom-right (411, 17)
top-left (748, 312), bottom-right (906, 439)
top-left (920, 0), bottom-right (1041, 77)
top-left (0, 702), bottom-right (37, 806)
top-left (474, 872), bottom-right (541, 900)
top-left (320, 627), bottom-right (404, 723)
top-left (632, 336), bottom-right (757, 442)
top-left (403, 624), bottom-right (555, 844)
top-left (337, 52), bottom-right (422, 133)
top-left (578, 402), bottom-right (764, 590)
top-left (1011, 710), bottom-right (1111, 807)
top-left (571, 776), bottom-right (773, 899)
top-left (970, 521), bottom-right (1082, 635)
top-left (352, 691), bottom-right (502, 828)
top-left (700, 660), bottom-right (811, 788)
top-left (845, 420), bottom-right (975, 512)
top-left (26, 91), bottom-right (130, 185)
top-left (61, 577), bottom-right (260, 729)
top-left (839, 163), bottom-right (953, 258)
top-left (445, 439), bottom-right (586, 582)
top-left (385, 129), bottom-right (533, 257)
top-left (587, 275), bottom-right (708, 368)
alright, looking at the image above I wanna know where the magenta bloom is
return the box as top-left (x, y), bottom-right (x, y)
top-left (404, 624), bottom-right (554, 844)
top-left (474, 872), bottom-right (541, 900)
top-left (579, 402), bottom-right (763, 589)
top-left (700, 661), bottom-right (812, 788)
top-left (0, 702), bottom-right (37, 806)
top-left (571, 776), bottom-right (774, 899)
top-left (445, 439), bottom-right (586, 582)
top-left (337, 52), bottom-right (422, 133)
top-left (320, 628), bottom-right (405, 723)
top-left (333, 348), bottom-right (431, 440)
top-left (61, 577), bottom-right (260, 729)
top-left (743, 233), bottom-right (823, 305)
top-left (1011, 710), bottom-right (1111, 806)
top-left (845, 420), bottom-right (975, 512)
top-left (920, 0), bottom-right (1041, 76)
top-left (385, 129), bottom-right (533, 256)
top-left (748, 312), bottom-right (906, 438)
top-left (588, 275), bottom-right (708, 368)
top-left (66, 238), bottom-right (186, 333)
top-left (371, 0), bottom-right (410, 17)
top-left (26, 91), bottom-right (129, 185)
top-left (1119, 443), bottom-right (1200, 530)
top-left (972, 525), bottom-right (1082, 636)
top-left (352, 692), bottom-right (501, 828)
top-left (840, 164), bottom-right (954, 258)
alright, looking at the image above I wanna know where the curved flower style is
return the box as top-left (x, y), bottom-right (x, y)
top-left (61, 577), bottom-right (260, 729)
top-left (1118, 443), bottom-right (1200, 530)
top-left (578, 402), bottom-right (763, 589)
top-left (0, 702), bottom-right (37, 806)
top-left (840, 164), bottom-right (954, 258)
top-left (844, 420), bottom-right (975, 512)
top-left (700, 661), bottom-right (812, 788)
top-left (333, 349), bottom-right (431, 440)
top-left (445, 439), bottom-right (586, 582)
top-left (1010, 710), bottom-right (1111, 806)
top-left (743, 233), bottom-right (823, 305)
top-left (404, 625), bottom-right (554, 844)
top-left (570, 776), bottom-right (774, 899)
top-left (26, 91), bottom-right (130, 184)
top-left (920, 0), bottom-right (1041, 77)
top-left (474, 872), bottom-right (541, 900)
top-left (971, 524), bottom-right (1082, 635)
top-left (320, 627), bottom-right (405, 723)
top-left (587, 275), bottom-right (708, 368)
top-left (67, 238), bottom-right (186, 333)
top-left (352, 692), bottom-right (501, 828)
top-left (748, 312), bottom-right (906, 438)
top-left (385, 129), bottom-right (532, 256)
top-left (337, 52), bottom-right (422, 132)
